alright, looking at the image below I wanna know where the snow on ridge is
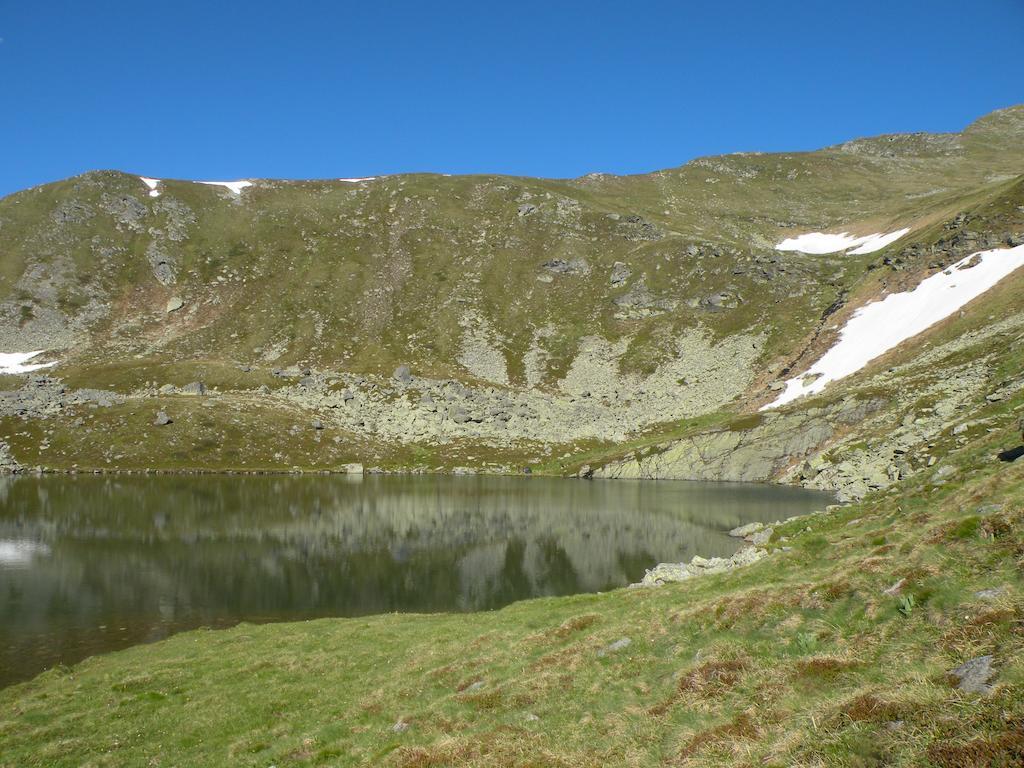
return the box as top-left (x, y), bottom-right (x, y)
top-left (338, 177), bottom-right (377, 183)
top-left (0, 351), bottom-right (56, 375)
top-left (776, 228), bottom-right (910, 255)
top-left (762, 243), bottom-right (1024, 410)
top-left (140, 177), bottom-right (161, 197)
top-left (198, 180), bottom-right (253, 195)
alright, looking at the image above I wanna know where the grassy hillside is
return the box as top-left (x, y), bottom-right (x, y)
top-left (1, 390), bottom-right (1021, 766)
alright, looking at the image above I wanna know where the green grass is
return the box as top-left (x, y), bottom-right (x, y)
top-left (2, 416), bottom-right (1023, 767)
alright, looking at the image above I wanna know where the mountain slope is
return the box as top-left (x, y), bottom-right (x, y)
top-left (0, 106), bottom-right (1022, 485)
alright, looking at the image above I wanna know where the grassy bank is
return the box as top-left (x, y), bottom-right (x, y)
top-left (2, 420), bottom-right (1023, 766)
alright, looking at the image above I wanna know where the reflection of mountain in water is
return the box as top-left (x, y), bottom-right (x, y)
top-left (0, 475), bottom-right (832, 687)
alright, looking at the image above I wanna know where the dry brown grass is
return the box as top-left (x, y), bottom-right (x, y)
top-left (925, 720), bottom-right (1024, 768)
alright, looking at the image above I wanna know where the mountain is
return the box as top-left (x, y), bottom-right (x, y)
top-left (1, 106), bottom-right (1023, 490)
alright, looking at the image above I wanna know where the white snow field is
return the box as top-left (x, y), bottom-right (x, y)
top-left (0, 351), bottom-right (56, 375)
top-left (140, 177), bottom-right (161, 197)
top-left (338, 177), bottom-right (377, 183)
top-left (763, 243), bottom-right (1024, 410)
top-left (776, 228), bottom-right (910, 255)
top-left (199, 180), bottom-right (253, 195)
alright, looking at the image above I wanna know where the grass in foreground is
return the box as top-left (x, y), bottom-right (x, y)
top-left (1, 428), bottom-right (1023, 767)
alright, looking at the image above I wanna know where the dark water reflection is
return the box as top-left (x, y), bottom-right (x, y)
top-left (0, 474), bottom-right (832, 687)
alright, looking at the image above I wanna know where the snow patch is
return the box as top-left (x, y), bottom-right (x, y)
top-left (0, 351), bottom-right (55, 375)
top-left (198, 180), bottom-right (253, 195)
top-left (763, 244), bottom-right (1024, 410)
top-left (140, 177), bottom-right (161, 197)
top-left (338, 177), bottom-right (377, 183)
top-left (776, 228), bottom-right (910, 255)
top-left (848, 229), bottom-right (912, 254)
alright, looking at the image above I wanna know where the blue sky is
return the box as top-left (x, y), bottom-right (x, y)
top-left (2, 1), bottom-right (1022, 197)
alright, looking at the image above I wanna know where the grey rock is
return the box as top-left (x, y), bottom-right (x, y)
top-left (450, 406), bottom-right (472, 424)
top-left (179, 382), bottom-right (207, 396)
top-left (153, 411), bottom-right (172, 426)
top-left (517, 203), bottom-right (537, 217)
top-left (165, 296), bottom-right (184, 313)
top-left (312, 419), bottom-right (324, 430)
top-left (393, 365), bottom-right (412, 384)
top-left (748, 527), bottom-right (774, 546)
top-left (391, 720), bottom-right (410, 733)
top-left (462, 681), bottom-right (486, 693)
top-left (610, 261), bottom-right (631, 286)
top-left (949, 655), bottom-right (995, 694)
top-left (974, 587), bottom-right (1006, 600)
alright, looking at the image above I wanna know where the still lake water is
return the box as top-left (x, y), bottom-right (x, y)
top-left (0, 475), bottom-right (833, 687)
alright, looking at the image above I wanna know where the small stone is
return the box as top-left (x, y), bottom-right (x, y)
top-left (342, 463), bottom-right (364, 474)
top-left (165, 296), bottom-right (184, 313)
top-left (463, 681), bottom-right (486, 693)
top-left (312, 419), bottom-right (324, 430)
top-left (598, 638), bottom-right (632, 657)
top-left (391, 719), bottom-right (410, 733)
top-left (153, 411), bottom-right (172, 426)
top-left (393, 365), bottom-right (412, 384)
top-left (882, 578), bottom-right (906, 596)
top-left (524, 713), bottom-right (540, 722)
top-left (949, 655), bottom-right (995, 694)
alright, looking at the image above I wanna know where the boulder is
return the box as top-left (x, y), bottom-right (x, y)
top-left (729, 522), bottom-right (764, 538)
top-left (949, 655), bottom-right (995, 694)
top-left (393, 365), bottom-right (412, 384)
top-left (179, 382), bottom-right (207, 396)
top-left (165, 296), bottom-right (184, 313)
top-left (748, 527), bottom-right (774, 547)
top-left (153, 411), bottom-right (172, 426)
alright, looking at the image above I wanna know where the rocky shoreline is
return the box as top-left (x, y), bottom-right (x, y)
top-left (630, 509), bottom-right (836, 588)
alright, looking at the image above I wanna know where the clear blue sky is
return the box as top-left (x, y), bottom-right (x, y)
top-left (3, 1), bottom-right (1022, 197)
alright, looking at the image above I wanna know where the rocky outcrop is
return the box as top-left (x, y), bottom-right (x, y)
top-left (632, 546), bottom-right (770, 588)
top-left (595, 397), bottom-right (883, 490)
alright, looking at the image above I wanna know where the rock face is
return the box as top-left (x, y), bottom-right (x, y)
top-left (597, 398), bottom-right (881, 489)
